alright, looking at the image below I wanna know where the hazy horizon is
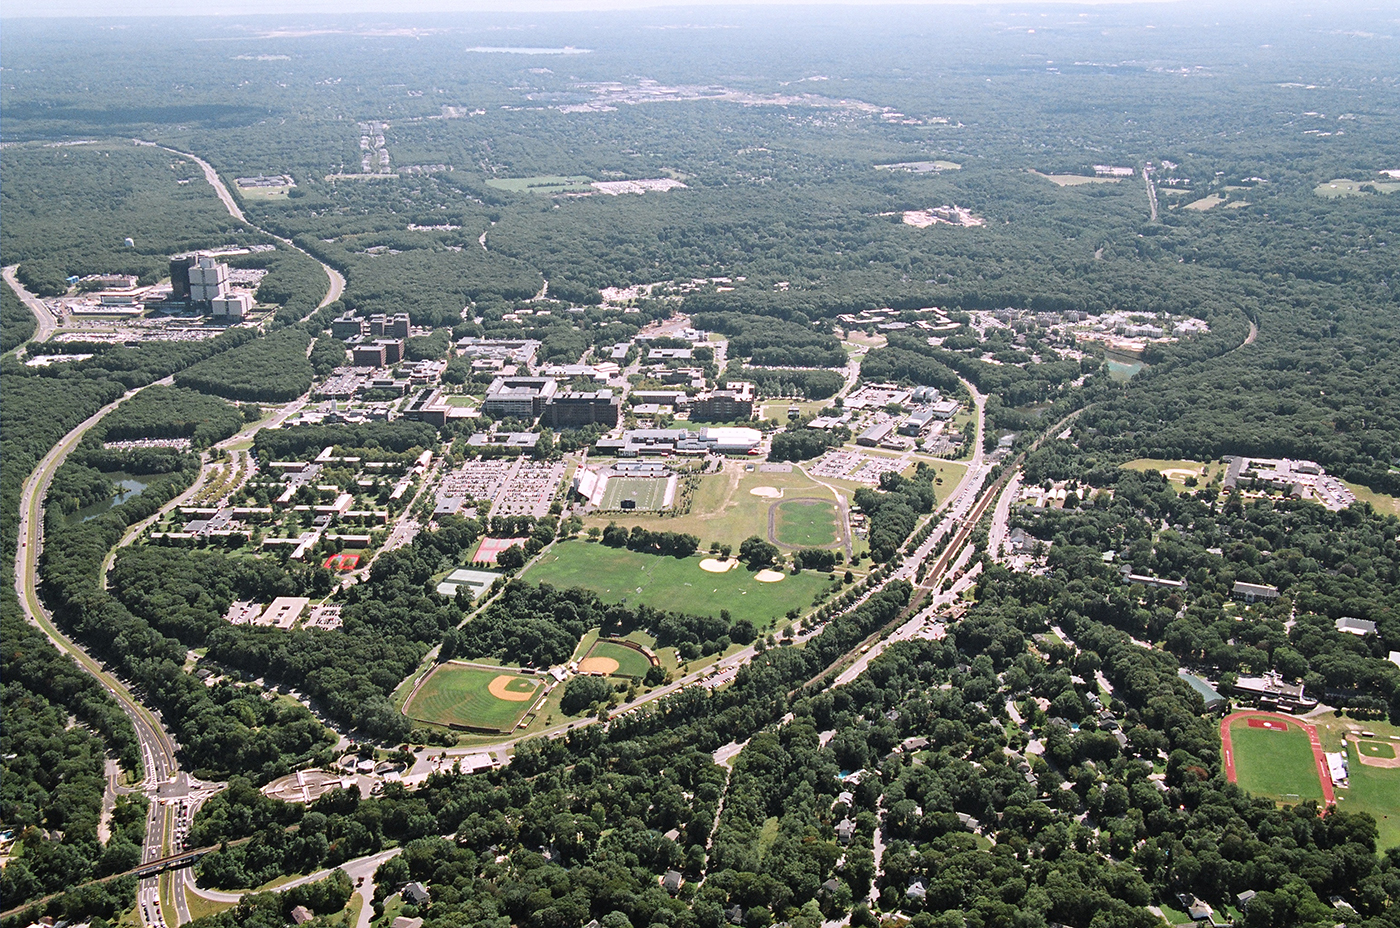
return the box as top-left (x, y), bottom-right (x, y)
top-left (0, 0), bottom-right (1317, 19)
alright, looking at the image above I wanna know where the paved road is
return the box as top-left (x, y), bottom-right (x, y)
top-left (13, 377), bottom-right (190, 927)
top-left (142, 141), bottom-right (345, 311)
top-left (3, 264), bottom-right (59, 348)
top-left (186, 847), bottom-right (401, 907)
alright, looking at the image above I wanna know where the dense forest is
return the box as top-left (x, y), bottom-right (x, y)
top-left (3, 4), bottom-right (1400, 926)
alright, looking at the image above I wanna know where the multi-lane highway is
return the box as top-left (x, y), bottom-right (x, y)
top-left (13, 378), bottom-right (189, 927)
top-left (3, 264), bottom-right (60, 349)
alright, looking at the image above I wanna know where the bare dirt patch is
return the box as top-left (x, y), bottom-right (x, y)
top-left (699, 557), bottom-right (737, 573)
top-left (750, 486), bottom-right (783, 498)
top-left (1349, 734), bottom-right (1400, 768)
top-left (488, 674), bottom-right (536, 701)
top-left (577, 657), bottom-right (621, 674)
top-left (754, 569), bottom-right (786, 583)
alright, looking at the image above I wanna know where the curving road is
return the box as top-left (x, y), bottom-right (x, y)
top-left (141, 140), bottom-right (346, 311)
top-left (12, 144), bottom-right (346, 920)
top-left (14, 377), bottom-right (186, 927)
top-left (3, 264), bottom-right (60, 349)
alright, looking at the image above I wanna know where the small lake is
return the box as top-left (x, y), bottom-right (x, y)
top-left (1104, 349), bottom-right (1145, 382)
top-left (65, 472), bottom-right (159, 524)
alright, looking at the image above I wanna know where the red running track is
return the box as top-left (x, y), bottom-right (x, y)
top-left (1220, 710), bottom-right (1334, 807)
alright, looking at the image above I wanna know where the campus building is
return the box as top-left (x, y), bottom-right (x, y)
top-left (542, 390), bottom-right (620, 429)
top-left (690, 382), bottom-right (754, 421)
top-left (1231, 671), bottom-right (1317, 712)
top-left (595, 427), bottom-right (761, 457)
top-left (483, 377), bottom-right (558, 418)
top-left (1232, 581), bottom-right (1280, 604)
top-left (352, 345), bottom-right (387, 367)
top-left (332, 313), bottom-right (365, 339)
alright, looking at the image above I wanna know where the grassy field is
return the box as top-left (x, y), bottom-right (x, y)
top-left (1030, 170), bottom-right (1123, 186)
top-left (774, 498), bottom-right (840, 547)
top-left (237, 184), bottom-right (296, 201)
top-left (1122, 458), bottom-right (1225, 488)
top-left (1343, 480), bottom-right (1400, 516)
top-left (584, 638), bottom-right (655, 678)
top-left (522, 540), bottom-right (831, 628)
top-left (486, 175), bottom-right (593, 193)
top-left (1184, 194), bottom-right (1224, 211)
top-left (1310, 713), bottom-right (1400, 849)
top-left (759, 400), bottom-right (830, 421)
top-left (1314, 178), bottom-right (1400, 198)
top-left (600, 475), bottom-right (670, 510)
top-left (404, 663), bottom-right (540, 731)
top-left (1343, 742), bottom-right (1400, 850)
top-left (581, 464), bottom-right (842, 551)
top-left (1229, 721), bottom-right (1324, 801)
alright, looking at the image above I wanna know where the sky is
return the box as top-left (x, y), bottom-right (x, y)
top-left (4, 0), bottom-right (1189, 18)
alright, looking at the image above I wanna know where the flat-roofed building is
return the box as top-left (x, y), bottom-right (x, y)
top-left (483, 377), bottom-right (558, 418)
top-left (352, 344), bottom-right (386, 368)
top-left (261, 597), bottom-right (310, 629)
top-left (648, 347), bottom-right (693, 361)
top-left (375, 338), bottom-right (405, 364)
top-left (543, 390), bottom-right (620, 429)
top-left (929, 399), bottom-right (960, 420)
top-left (858, 421), bottom-right (896, 447)
top-left (630, 390), bottom-right (689, 408)
top-left (1232, 671), bottom-right (1316, 712)
top-left (455, 338), bottom-right (541, 368)
top-left (405, 388), bottom-right (452, 426)
top-left (210, 291), bottom-right (253, 320)
top-left (900, 407), bottom-right (938, 436)
top-left (331, 313), bottom-right (365, 339)
top-left (691, 381), bottom-right (754, 422)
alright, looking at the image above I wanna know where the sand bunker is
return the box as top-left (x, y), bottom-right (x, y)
top-left (700, 557), bottom-right (737, 573)
top-left (750, 486), bottom-right (783, 498)
top-left (488, 675), bottom-right (535, 702)
top-left (754, 569), bottom-right (786, 583)
top-left (578, 657), bottom-right (621, 674)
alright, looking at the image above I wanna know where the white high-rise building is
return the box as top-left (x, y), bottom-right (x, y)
top-left (188, 256), bottom-right (229, 303)
top-left (211, 292), bottom-right (253, 320)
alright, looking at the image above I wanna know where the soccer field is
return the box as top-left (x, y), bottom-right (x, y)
top-left (1229, 721), bottom-right (1324, 801)
top-left (404, 664), bottom-right (540, 732)
top-left (600, 476), bottom-right (671, 511)
top-left (521, 540), bottom-right (830, 629)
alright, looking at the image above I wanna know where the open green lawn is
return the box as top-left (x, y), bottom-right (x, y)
top-left (582, 465), bottom-right (842, 551)
top-left (1121, 458), bottom-right (1225, 488)
top-left (1030, 170), bottom-right (1122, 186)
top-left (584, 638), bottom-right (655, 678)
top-left (1343, 481), bottom-right (1400, 516)
top-left (404, 663), bottom-right (539, 731)
top-left (1229, 721), bottom-right (1324, 801)
top-left (1342, 743), bottom-right (1400, 851)
top-left (486, 175), bottom-right (593, 193)
top-left (1314, 178), bottom-right (1400, 198)
top-left (522, 540), bottom-right (831, 628)
top-left (774, 498), bottom-right (839, 547)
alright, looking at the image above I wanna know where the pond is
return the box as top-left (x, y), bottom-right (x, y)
top-left (1104, 349), bottom-right (1145, 382)
top-left (64, 472), bottom-right (160, 525)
